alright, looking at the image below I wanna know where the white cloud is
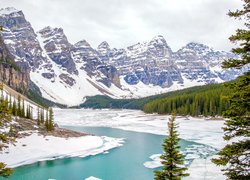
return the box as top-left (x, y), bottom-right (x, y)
top-left (1, 0), bottom-right (244, 51)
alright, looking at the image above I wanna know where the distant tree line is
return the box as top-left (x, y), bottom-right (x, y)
top-left (143, 84), bottom-right (232, 116)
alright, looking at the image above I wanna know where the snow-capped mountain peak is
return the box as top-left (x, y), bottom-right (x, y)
top-left (0, 7), bottom-right (20, 16)
top-left (38, 26), bottom-right (70, 45)
top-left (0, 7), bottom-right (248, 106)
top-left (98, 41), bottom-right (110, 50)
top-left (185, 42), bottom-right (213, 55)
top-left (74, 40), bottom-right (91, 48)
top-left (97, 41), bottom-right (111, 55)
top-left (150, 35), bottom-right (168, 45)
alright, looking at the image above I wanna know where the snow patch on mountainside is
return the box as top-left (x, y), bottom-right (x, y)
top-left (118, 75), bottom-right (205, 98)
top-left (31, 71), bottom-right (97, 106)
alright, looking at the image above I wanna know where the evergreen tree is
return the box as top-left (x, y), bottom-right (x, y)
top-left (8, 95), bottom-right (12, 111)
top-left (17, 95), bottom-right (21, 117)
top-left (154, 115), bottom-right (189, 180)
top-left (12, 100), bottom-right (17, 116)
top-left (40, 108), bottom-right (44, 124)
top-left (26, 105), bottom-right (29, 119)
top-left (0, 162), bottom-right (13, 177)
top-left (0, 95), bottom-right (11, 122)
top-left (48, 108), bottom-right (54, 131)
top-left (30, 106), bottom-right (33, 120)
top-left (37, 108), bottom-right (40, 126)
top-left (21, 99), bottom-right (25, 118)
top-left (0, 85), bottom-right (13, 177)
top-left (25, 104), bottom-right (32, 119)
top-left (46, 109), bottom-right (49, 123)
top-left (45, 109), bottom-right (49, 129)
top-left (212, 1), bottom-right (250, 179)
top-left (45, 118), bottom-right (49, 131)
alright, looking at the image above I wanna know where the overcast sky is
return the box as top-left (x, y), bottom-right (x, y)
top-left (1, 0), bottom-right (243, 51)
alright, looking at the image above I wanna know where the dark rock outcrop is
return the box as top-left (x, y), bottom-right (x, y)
top-left (0, 35), bottom-right (29, 92)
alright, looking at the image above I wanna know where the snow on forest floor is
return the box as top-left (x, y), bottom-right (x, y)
top-left (54, 108), bottom-right (226, 180)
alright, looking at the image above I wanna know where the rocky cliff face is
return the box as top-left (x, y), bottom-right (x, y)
top-left (38, 26), bottom-right (77, 75)
top-left (102, 35), bottom-right (183, 87)
top-left (0, 34), bottom-right (29, 92)
top-left (0, 7), bottom-right (46, 71)
top-left (71, 39), bottom-right (120, 87)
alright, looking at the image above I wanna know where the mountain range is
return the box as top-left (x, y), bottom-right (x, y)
top-left (0, 7), bottom-right (248, 106)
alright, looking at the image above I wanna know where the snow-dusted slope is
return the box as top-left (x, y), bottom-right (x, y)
top-left (0, 7), bottom-right (248, 106)
top-left (0, 8), bottom-right (130, 106)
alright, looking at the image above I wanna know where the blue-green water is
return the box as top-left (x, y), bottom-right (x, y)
top-left (3, 127), bottom-right (198, 180)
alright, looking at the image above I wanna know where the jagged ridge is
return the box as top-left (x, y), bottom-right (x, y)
top-left (0, 7), bottom-right (248, 106)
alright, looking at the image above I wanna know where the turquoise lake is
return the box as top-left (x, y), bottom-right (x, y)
top-left (2, 126), bottom-right (199, 180)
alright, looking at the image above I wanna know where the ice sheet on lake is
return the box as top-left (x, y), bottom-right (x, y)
top-left (54, 109), bottom-right (225, 149)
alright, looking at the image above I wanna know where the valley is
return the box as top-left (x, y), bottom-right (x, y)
top-left (0, 1), bottom-right (249, 179)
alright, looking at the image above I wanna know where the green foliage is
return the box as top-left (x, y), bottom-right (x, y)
top-left (212, 140), bottom-right (250, 179)
top-left (223, 74), bottom-right (250, 140)
top-left (37, 108), bottom-right (41, 126)
top-left (0, 134), bottom-right (7, 143)
top-left (40, 108), bottom-right (44, 124)
top-left (45, 108), bottom-right (54, 131)
top-left (11, 100), bottom-right (17, 116)
top-left (143, 83), bottom-right (231, 116)
top-left (0, 104), bottom-right (12, 176)
top-left (80, 95), bottom-right (132, 109)
top-left (81, 83), bottom-right (231, 115)
top-left (0, 162), bottom-right (13, 177)
top-left (45, 118), bottom-right (49, 130)
top-left (17, 95), bottom-right (21, 117)
top-left (25, 105), bottom-right (32, 119)
top-left (48, 108), bottom-right (54, 131)
top-left (21, 100), bottom-right (25, 118)
top-left (8, 95), bottom-right (12, 111)
top-left (45, 109), bottom-right (48, 128)
top-left (0, 95), bottom-right (12, 122)
top-left (154, 115), bottom-right (189, 180)
top-left (212, 1), bottom-right (250, 179)
top-left (212, 73), bottom-right (250, 179)
top-left (222, 0), bottom-right (250, 69)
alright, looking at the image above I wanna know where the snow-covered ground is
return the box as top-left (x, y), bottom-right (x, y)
top-left (54, 108), bottom-right (226, 180)
top-left (0, 132), bottom-right (124, 168)
top-left (1, 83), bottom-right (125, 176)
